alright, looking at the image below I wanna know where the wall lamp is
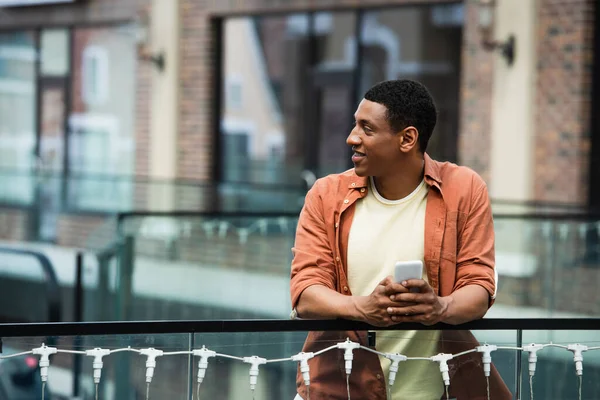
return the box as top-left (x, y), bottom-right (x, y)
top-left (476, 0), bottom-right (516, 66)
top-left (132, 13), bottom-right (165, 72)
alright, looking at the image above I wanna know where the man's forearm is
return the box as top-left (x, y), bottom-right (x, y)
top-left (296, 285), bottom-right (360, 320)
top-left (441, 285), bottom-right (490, 325)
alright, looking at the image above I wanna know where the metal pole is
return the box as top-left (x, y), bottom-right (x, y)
top-left (72, 252), bottom-right (84, 397)
top-left (515, 329), bottom-right (523, 400)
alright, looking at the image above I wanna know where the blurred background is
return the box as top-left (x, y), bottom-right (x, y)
top-left (0, 0), bottom-right (599, 399)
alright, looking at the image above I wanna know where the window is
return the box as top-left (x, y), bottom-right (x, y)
top-left (0, 31), bottom-right (36, 169)
top-left (40, 29), bottom-right (69, 76)
top-left (82, 46), bottom-right (109, 106)
top-left (218, 5), bottom-right (464, 185)
top-left (226, 76), bottom-right (243, 110)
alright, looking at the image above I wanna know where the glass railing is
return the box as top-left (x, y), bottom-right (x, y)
top-left (101, 212), bottom-right (600, 323)
top-left (0, 169), bottom-right (305, 214)
top-left (0, 246), bottom-right (61, 323)
top-left (0, 319), bottom-right (598, 400)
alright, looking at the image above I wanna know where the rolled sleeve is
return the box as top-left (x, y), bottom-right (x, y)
top-left (454, 180), bottom-right (497, 306)
top-left (290, 184), bottom-right (337, 309)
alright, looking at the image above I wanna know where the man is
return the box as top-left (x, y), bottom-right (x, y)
top-left (289, 80), bottom-right (511, 399)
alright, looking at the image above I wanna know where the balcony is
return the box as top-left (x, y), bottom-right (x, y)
top-left (0, 319), bottom-right (599, 399)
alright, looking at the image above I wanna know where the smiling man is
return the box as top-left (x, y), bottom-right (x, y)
top-left (290, 80), bottom-right (511, 400)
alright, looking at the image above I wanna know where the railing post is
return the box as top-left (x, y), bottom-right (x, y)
top-left (72, 252), bottom-right (84, 397)
top-left (114, 235), bottom-right (135, 399)
top-left (116, 235), bottom-right (134, 321)
top-left (515, 329), bottom-right (523, 400)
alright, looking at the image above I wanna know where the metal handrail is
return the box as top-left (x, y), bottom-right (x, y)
top-left (0, 318), bottom-right (599, 337)
top-left (0, 246), bottom-right (61, 322)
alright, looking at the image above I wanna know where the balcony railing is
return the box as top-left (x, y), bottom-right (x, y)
top-left (0, 319), bottom-right (599, 399)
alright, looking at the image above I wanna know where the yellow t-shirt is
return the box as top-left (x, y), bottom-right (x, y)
top-left (347, 177), bottom-right (443, 399)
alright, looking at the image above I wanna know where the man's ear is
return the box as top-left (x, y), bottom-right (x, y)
top-left (398, 126), bottom-right (419, 153)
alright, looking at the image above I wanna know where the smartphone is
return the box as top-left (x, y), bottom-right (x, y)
top-left (394, 260), bottom-right (423, 293)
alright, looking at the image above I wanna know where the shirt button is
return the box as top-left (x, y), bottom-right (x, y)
top-left (360, 188), bottom-right (365, 193)
top-left (343, 199), bottom-right (349, 204)
top-left (343, 286), bottom-right (349, 292)
top-left (335, 222), bottom-right (339, 228)
top-left (335, 256), bottom-right (340, 261)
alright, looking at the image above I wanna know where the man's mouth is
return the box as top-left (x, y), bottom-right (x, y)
top-left (352, 150), bottom-right (366, 163)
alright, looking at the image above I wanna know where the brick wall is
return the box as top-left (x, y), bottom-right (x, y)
top-left (533, 0), bottom-right (595, 203)
top-left (56, 214), bottom-right (114, 249)
top-left (457, 3), bottom-right (495, 182)
top-left (0, 209), bottom-right (29, 241)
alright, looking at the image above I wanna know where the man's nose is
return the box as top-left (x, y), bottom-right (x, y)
top-left (346, 130), bottom-right (361, 146)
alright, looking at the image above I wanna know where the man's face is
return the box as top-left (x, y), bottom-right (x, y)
top-left (346, 99), bottom-right (402, 177)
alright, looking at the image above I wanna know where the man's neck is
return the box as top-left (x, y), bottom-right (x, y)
top-left (372, 157), bottom-right (425, 201)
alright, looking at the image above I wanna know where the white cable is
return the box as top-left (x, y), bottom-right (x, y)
top-left (267, 356), bottom-right (293, 363)
top-left (243, 356), bottom-right (267, 391)
top-left (163, 350), bottom-right (192, 356)
top-left (110, 346), bottom-right (141, 354)
top-left (0, 350), bottom-right (33, 359)
top-left (452, 348), bottom-right (477, 358)
top-left (32, 344), bottom-right (57, 383)
top-left (522, 343), bottom-right (544, 377)
top-left (291, 352), bottom-right (314, 388)
top-left (58, 349), bottom-right (86, 355)
top-left (476, 344), bottom-right (497, 377)
top-left (3, 339), bottom-right (599, 400)
top-left (567, 344), bottom-right (588, 376)
top-left (313, 345), bottom-right (338, 356)
top-left (216, 353), bottom-right (244, 362)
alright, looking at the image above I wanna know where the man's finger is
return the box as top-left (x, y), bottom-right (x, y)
top-left (390, 292), bottom-right (420, 303)
top-left (384, 282), bottom-right (411, 296)
top-left (386, 306), bottom-right (424, 316)
top-left (401, 279), bottom-right (428, 288)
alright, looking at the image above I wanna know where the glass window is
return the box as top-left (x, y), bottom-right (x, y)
top-left (68, 26), bottom-right (136, 210)
top-left (359, 5), bottom-right (464, 162)
top-left (219, 6), bottom-right (463, 185)
top-left (0, 31), bottom-right (36, 170)
top-left (40, 29), bottom-right (69, 76)
top-left (69, 27), bottom-right (135, 176)
top-left (311, 11), bottom-right (357, 177)
top-left (221, 15), bottom-right (311, 185)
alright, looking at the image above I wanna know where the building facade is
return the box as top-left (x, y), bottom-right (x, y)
top-left (0, 0), bottom-right (598, 243)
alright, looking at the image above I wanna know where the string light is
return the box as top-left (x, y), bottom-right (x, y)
top-left (5, 339), bottom-right (598, 400)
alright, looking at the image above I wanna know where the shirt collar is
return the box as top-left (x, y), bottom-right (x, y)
top-left (347, 153), bottom-right (442, 189)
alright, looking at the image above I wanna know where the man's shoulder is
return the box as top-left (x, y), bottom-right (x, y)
top-left (431, 159), bottom-right (488, 193)
top-left (312, 168), bottom-right (361, 193)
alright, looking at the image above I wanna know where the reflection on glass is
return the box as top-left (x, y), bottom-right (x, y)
top-left (69, 26), bottom-right (135, 210)
top-left (2, 334), bottom-right (192, 400)
top-left (221, 15), bottom-right (310, 185)
top-left (0, 31), bottom-right (36, 169)
top-left (114, 215), bottom-right (297, 321)
top-left (488, 217), bottom-right (600, 318)
top-left (311, 11), bottom-right (357, 177)
top-left (521, 330), bottom-right (600, 399)
top-left (359, 4), bottom-right (463, 162)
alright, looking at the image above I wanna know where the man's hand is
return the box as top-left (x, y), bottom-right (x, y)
top-left (385, 279), bottom-right (449, 326)
top-left (353, 276), bottom-right (416, 327)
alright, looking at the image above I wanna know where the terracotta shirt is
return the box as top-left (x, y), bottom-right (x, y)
top-left (290, 154), bottom-right (511, 400)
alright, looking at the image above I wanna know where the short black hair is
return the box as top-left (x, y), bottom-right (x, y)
top-left (364, 79), bottom-right (437, 153)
